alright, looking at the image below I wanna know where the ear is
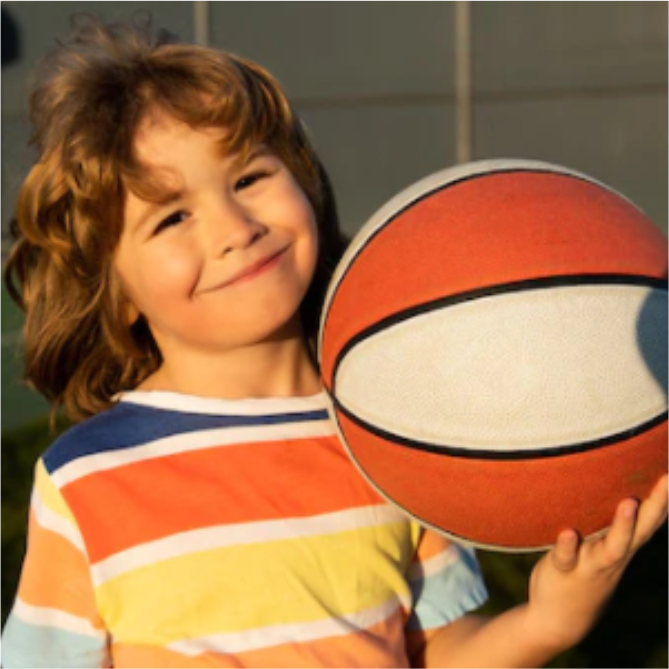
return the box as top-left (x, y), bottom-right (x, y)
top-left (124, 298), bottom-right (141, 325)
top-left (111, 263), bottom-right (141, 325)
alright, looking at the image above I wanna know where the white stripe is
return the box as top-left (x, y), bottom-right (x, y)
top-left (12, 599), bottom-right (105, 639)
top-left (31, 487), bottom-right (87, 554)
top-left (117, 390), bottom-right (330, 415)
top-left (167, 596), bottom-right (402, 656)
top-left (52, 419), bottom-right (335, 488)
top-left (407, 544), bottom-right (460, 581)
top-left (91, 504), bottom-right (406, 586)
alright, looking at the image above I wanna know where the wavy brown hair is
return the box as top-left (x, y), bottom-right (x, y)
top-left (4, 15), bottom-right (347, 424)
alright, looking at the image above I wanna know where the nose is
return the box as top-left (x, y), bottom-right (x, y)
top-left (204, 195), bottom-right (267, 256)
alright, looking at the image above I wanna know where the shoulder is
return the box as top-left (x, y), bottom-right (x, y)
top-left (41, 400), bottom-right (158, 475)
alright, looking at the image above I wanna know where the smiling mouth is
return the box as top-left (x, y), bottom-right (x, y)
top-left (206, 249), bottom-right (287, 292)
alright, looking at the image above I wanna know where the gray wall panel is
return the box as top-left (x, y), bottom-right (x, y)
top-left (210, 2), bottom-right (455, 100)
top-left (473, 2), bottom-right (668, 94)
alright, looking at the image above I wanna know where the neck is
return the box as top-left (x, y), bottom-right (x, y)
top-left (140, 327), bottom-right (321, 400)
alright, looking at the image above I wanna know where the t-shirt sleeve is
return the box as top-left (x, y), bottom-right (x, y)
top-left (405, 526), bottom-right (488, 632)
top-left (1, 459), bottom-right (111, 668)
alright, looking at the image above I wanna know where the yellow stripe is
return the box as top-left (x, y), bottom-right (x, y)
top-left (409, 521), bottom-right (422, 554)
top-left (98, 521), bottom-right (415, 646)
top-left (34, 460), bottom-right (77, 523)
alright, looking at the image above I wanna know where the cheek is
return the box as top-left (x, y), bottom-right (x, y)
top-left (121, 247), bottom-right (200, 312)
top-left (154, 250), bottom-right (200, 290)
top-left (306, 223), bottom-right (320, 279)
top-left (294, 196), bottom-right (320, 273)
top-left (293, 217), bottom-right (319, 288)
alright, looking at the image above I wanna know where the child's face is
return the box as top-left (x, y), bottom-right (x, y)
top-left (115, 113), bottom-right (319, 366)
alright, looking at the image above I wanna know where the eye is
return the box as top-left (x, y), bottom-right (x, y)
top-left (235, 171), bottom-right (268, 192)
top-left (155, 210), bottom-right (189, 234)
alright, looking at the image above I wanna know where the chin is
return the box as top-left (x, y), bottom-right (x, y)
top-left (212, 312), bottom-right (301, 350)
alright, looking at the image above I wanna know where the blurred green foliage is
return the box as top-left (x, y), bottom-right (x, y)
top-left (2, 418), bottom-right (667, 666)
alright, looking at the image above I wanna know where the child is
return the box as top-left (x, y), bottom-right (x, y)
top-left (2, 15), bottom-right (667, 669)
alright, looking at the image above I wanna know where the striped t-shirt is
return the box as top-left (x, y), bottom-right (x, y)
top-left (2, 391), bottom-right (487, 667)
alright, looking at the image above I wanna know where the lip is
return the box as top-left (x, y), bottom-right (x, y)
top-left (204, 248), bottom-right (287, 292)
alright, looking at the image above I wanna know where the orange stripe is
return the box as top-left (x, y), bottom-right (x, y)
top-left (17, 511), bottom-right (104, 628)
top-left (321, 172), bottom-right (667, 386)
top-left (112, 609), bottom-right (409, 668)
top-left (62, 435), bottom-right (385, 563)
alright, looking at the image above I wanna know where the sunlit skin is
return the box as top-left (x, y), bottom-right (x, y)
top-left (115, 112), bottom-right (321, 399)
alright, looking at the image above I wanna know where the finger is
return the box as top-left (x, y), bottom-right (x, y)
top-left (631, 474), bottom-right (669, 552)
top-left (551, 528), bottom-right (580, 572)
top-left (598, 498), bottom-right (638, 568)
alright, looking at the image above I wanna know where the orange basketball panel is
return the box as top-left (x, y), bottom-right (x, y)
top-left (335, 410), bottom-right (668, 551)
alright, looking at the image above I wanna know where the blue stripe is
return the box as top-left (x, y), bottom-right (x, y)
top-left (407, 546), bottom-right (488, 631)
top-left (1, 614), bottom-right (109, 668)
top-left (43, 402), bottom-right (329, 474)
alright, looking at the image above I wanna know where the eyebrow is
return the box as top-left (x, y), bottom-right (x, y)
top-left (233, 144), bottom-right (274, 167)
top-left (127, 188), bottom-right (185, 235)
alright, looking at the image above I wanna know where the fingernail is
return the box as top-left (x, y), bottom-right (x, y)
top-left (623, 501), bottom-right (638, 518)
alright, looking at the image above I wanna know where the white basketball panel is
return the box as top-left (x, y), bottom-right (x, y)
top-left (335, 284), bottom-right (667, 452)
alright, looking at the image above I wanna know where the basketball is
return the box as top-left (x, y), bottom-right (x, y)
top-left (318, 159), bottom-right (668, 552)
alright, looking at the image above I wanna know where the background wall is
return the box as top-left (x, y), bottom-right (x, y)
top-left (1, 3), bottom-right (667, 666)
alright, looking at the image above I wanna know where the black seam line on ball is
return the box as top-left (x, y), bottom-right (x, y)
top-left (329, 273), bottom-right (668, 393)
top-left (333, 398), bottom-right (668, 461)
top-left (319, 166), bottom-right (641, 342)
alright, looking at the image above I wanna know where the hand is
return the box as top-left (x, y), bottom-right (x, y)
top-left (525, 474), bottom-right (669, 654)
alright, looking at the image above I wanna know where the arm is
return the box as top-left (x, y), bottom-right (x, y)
top-left (2, 460), bottom-right (110, 668)
top-left (410, 474), bottom-right (669, 668)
